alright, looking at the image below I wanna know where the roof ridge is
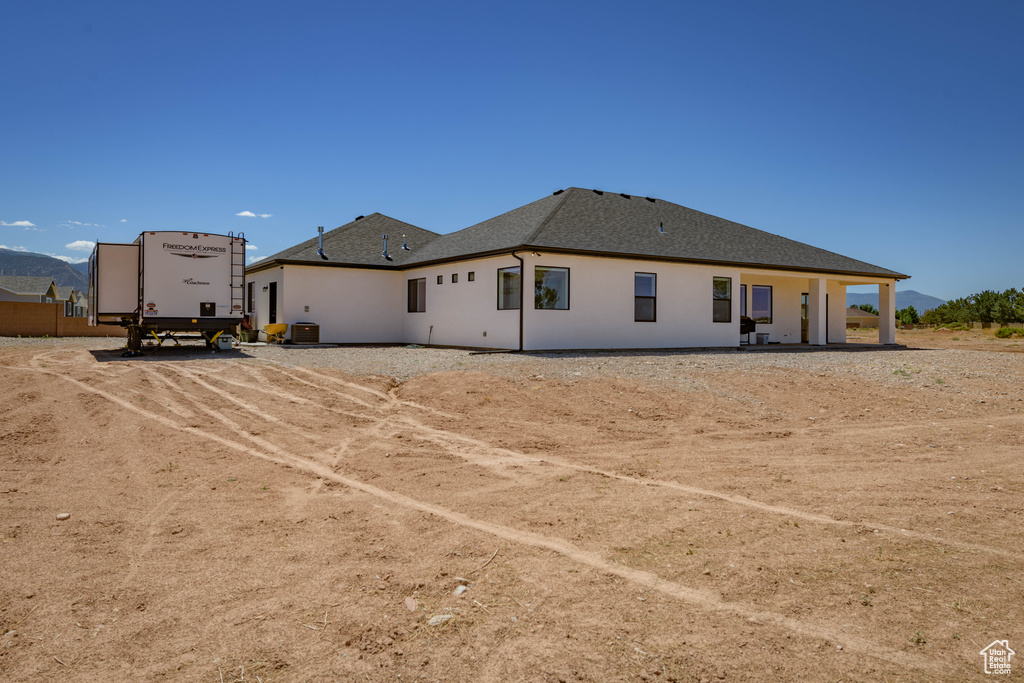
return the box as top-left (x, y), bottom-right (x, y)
top-left (522, 187), bottom-right (575, 246)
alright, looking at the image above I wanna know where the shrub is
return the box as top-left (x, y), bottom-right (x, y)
top-left (995, 327), bottom-right (1014, 338)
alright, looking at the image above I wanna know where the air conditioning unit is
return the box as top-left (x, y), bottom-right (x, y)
top-left (291, 322), bottom-right (319, 344)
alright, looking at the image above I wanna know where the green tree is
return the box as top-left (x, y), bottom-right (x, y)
top-left (856, 303), bottom-right (879, 316)
top-left (897, 306), bottom-right (920, 325)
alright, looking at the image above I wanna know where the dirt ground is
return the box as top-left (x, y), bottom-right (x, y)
top-left (1, 329), bottom-right (1022, 682)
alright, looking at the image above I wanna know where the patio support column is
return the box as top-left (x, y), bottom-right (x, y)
top-left (808, 277), bottom-right (827, 345)
top-left (879, 281), bottom-right (897, 344)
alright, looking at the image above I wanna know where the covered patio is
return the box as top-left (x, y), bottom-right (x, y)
top-left (737, 269), bottom-right (900, 346)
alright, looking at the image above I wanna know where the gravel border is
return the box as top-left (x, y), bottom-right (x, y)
top-left (3, 337), bottom-right (1022, 405)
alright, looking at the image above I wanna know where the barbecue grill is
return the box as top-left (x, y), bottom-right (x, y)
top-left (740, 316), bottom-right (756, 344)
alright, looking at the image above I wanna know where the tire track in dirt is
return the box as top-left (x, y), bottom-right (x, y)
top-left (118, 490), bottom-right (181, 590)
top-left (179, 365), bottom-right (376, 423)
top-left (15, 355), bottom-right (1023, 562)
top-left (385, 413), bottom-right (1024, 562)
top-left (15, 362), bottom-right (947, 674)
top-left (281, 365), bottom-right (459, 419)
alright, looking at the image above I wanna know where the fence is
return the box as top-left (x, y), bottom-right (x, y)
top-left (0, 302), bottom-right (126, 338)
top-left (900, 322), bottom-right (1024, 330)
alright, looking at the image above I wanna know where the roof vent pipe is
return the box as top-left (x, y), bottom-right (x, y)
top-left (317, 226), bottom-right (328, 259)
top-left (382, 234), bottom-right (393, 261)
top-left (402, 234), bottom-right (410, 250)
top-left (659, 222), bottom-right (666, 234)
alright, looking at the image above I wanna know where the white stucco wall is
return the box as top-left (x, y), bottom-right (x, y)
top-left (245, 257), bottom-right (860, 349)
top-left (247, 265), bottom-right (404, 343)
top-left (401, 256), bottom-right (521, 349)
top-left (512, 254), bottom-right (741, 350)
top-left (739, 274), bottom-right (804, 343)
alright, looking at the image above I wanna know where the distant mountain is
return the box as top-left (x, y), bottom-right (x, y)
top-left (847, 289), bottom-right (946, 313)
top-left (0, 248), bottom-right (88, 290)
top-left (71, 261), bottom-right (90, 277)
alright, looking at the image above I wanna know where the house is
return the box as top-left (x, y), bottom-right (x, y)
top-left (846, 306), bottom-right (880, 329)
top-left (0, 276), bottom-right (59, 303)
top-left (246, 188), bottom-right (908, 350)
top-left (56, 287), bottom-right (87, 317)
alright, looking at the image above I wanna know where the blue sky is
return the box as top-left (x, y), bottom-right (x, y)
top-left (2, 0), bottom-right (1021, 300)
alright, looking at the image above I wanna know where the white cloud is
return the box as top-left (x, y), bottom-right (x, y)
top-left (0, 245), bottom-right (30, 252)
top-left (120, 219), bottom-right (128, 222)
top-left (47, 253), bottom-right (89, 264)
top-left (1, 220), bottom-right (36, 227)
top-left (60, 220), bottom-right (103, 229)
top-left (236, 211), bottom-right (271, 218)
top-left (66, 240), bottom-right (96, 252)
top-left (247, 255), bottom-right (267, 264)
top-left (246, 244), bottom-right (258, 250)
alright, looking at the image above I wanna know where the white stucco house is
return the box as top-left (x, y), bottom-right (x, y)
top-left (246, 188), bottom-right (908, 350)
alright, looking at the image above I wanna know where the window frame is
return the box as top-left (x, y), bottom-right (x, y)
top-left (408, 277), bottom-right (426, 312)
top-left (497, 266), bottom-right (521, 310)
top-left (740, 284), bottom-right (747, 318)
top-left (634, 272), bottom-right (656, 322)
top-left (468, 271), bottom-right (475, 282)
top-left (751, 285), bottom-right (773, 323)
top-left (436, 275), bottom-right (443, 285)
top-left (534, 265), bottom-right (570, 310)
top-left (713, 276), bottom-right (732, 323)
top-left (451, 273), bottom-right (458, 284)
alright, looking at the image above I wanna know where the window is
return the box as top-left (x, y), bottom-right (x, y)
top-left (534, 266), bottom-right (568, 309)
top-left (437, 275), bottom-right (443, 285)
top-left (247, 282), bottom-right (254, 314)
top-left (452, 273), bottom-right (458, 284)
top-left (408, 278), bottom-right (426, 312)
top-left (468, 271), bottom-right (475, 281)
top-left (713, 277), bottom-right (732, 323)
top-left (635, 273), bottom-right (656, 322)
top-left (740, 284), bottom-right (747, 318)
top-left (497, 267), bottom-right (520, 309)
top-left (751, 285), bottom-right (772, 323)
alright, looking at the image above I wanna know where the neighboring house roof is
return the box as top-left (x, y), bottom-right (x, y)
top-left (846, 307), bottom-right (879, 318)
top-left (257, 213), bottom-right (439, 268)
top-left (249, 187), bottom-right (909, 280)
top-left (56, 287), bottom-right (83, 301)
top-left (0, 275), bottom-right (59, 296)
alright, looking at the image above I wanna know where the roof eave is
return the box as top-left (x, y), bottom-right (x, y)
top-left (250, 247), bottom-right (909, 280)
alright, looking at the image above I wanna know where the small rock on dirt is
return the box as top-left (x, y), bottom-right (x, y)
top-left (56, 513), bottom-right (71, 521)
top-left (405, 597), bottom-right (417, 612)
top-left (428, 615), bottom-right (451, 626)
top-left (454, 585), bottom-right (468, 596)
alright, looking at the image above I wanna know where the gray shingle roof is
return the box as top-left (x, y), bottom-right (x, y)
top-left (0, 275), bottom-right (57, 295)
top-left (519, 188), bottom-right (908, 278)
top-left (56, 287), bottom-right (83, 300)
top-left (255, 214), bottom-right (439, 268)
top-left (249, 188), bottom-right (908, 279)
